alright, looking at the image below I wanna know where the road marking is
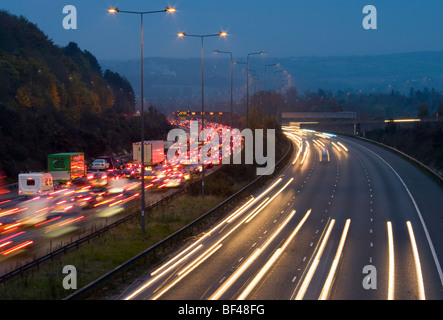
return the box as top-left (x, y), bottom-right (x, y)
top-left (209, 210), bottom-right (298, 300)
top-left (349, 139), bottom-right (443, 289)
top-left (237, 209), bottom-right (312, 300)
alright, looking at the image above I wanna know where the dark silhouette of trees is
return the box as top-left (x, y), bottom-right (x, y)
top-left (0, 10), bottom-right (171, 180)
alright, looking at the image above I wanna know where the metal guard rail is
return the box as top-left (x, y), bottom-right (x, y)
top-left (64, 137), bottom-right (294, 300)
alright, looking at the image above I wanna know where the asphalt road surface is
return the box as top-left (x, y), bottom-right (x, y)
top-left (115, 126), bottom-right (443, 300)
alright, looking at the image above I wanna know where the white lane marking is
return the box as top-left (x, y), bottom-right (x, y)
top-left (346, 138), bottom-right (443, 289)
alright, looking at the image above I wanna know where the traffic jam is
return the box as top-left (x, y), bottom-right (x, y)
top-left (0, 121), bottom-right (236, 259)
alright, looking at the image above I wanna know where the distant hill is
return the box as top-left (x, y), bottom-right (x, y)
top-left (100, 51), bottom-right (443, 114)
top-left (0, 10), bottom-right (171, 180)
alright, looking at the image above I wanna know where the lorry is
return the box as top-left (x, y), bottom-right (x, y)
top-left (132, 141), bottom-right (164, 166)
top-left (48, 152), bottom-right (86, 184)
top-left (18, 172), bottom-right (54, 196)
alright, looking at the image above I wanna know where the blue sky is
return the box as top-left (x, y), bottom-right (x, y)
top-left (2, 0), bottom-right (443, 61)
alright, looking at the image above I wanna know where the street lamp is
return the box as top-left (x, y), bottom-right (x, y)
top-left (246, 51), bottom-right (265, 128)
top-left (273, 69), bottom-right (287, 92)
top-left (214, 50), bottom-right (233, 129)
top-left (279, 74), bottom-right (291, 95)
top-left (178, 31), bottom-right (227, 199)
top-left (108, 6), bottom-right (175, 234)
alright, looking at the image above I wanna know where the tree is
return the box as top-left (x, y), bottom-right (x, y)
top-left (438, 103), bottom-right (443, 121)
top-left (417, 103), bottom-right (429, 119)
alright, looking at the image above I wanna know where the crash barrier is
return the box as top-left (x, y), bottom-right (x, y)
top-left (0, 166), bottom-right (219, 284)
top-left (64, 138), bottom-right (293, 300)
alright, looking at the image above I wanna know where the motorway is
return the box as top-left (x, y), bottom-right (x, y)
top-left (116, 125), bottom-right (443, 300)
top-left (0, 166), bottom-right (219, 277)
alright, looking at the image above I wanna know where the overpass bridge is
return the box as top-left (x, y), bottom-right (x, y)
top-left (281, 111), bottom-right (357, 134)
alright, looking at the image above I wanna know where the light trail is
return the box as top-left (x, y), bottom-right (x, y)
top-left (294, 219), bottom-right (335, 300)
top-left (387, 221), bottom-right (395, 300)
top-left (406, 221), bottom-right (426, 300)
top-left (300, 141), bottom-right (309, 165)
top-left (237, 209), bottom-right (312, 300)
top-left (319, 219), bottom-right (351, 300)
top-left (244, 178), bottom-right (294, 223)
top-left (210, 210), bottom-right (298, 300)
top-left (337, 141), bottom-right (348, 152)
top-left (150, 179), bottom-right (281, 278)
top-left (126, 177), bottom-right (288, 299)
top-left (343, 138), bottom-right (443, 288)
top-left (1, 240), bottom-right (33, 256)
top-left (283, 132), bottom-right (303, 165)
top-left (151, 243), bottom-right (223, 300)
top-left (331, 141), bottom-right (341, 152)
top-left (124, 244), bottom-right (204, 300)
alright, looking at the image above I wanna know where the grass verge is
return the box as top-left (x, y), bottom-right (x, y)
top-left (0, 135), bottom-right (292, 300)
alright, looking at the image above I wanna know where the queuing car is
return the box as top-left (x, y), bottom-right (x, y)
top-left (0, 222), bottom-right (34, 258)
top-left (90, 159), bottom-right (109, 170)
top-left (87, 171), bottom-right (108, 187)
top-left (163, 173), bottom-right (184, 188)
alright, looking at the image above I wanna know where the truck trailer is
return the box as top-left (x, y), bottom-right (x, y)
top-left (132, 141), bottom-right (164, 166)
top-left (48, 152), bottom-right (86, 184)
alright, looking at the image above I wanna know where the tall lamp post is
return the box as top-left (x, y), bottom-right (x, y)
top-left (178, 31), bottom-right (227, 199)
top-left (246, 52), bottom-right (265, 128)
top-left (214, 50), bottom-right (233, 129)
top-left (273, 69), bottom-right (287, 92)
top-left (108, 7), bottom-right (175, 234)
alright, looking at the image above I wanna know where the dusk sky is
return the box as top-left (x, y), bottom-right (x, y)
top-left (2, 0), bottom-right (443, 61)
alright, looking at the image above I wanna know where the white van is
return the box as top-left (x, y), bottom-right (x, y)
top-left (18, 173), bottom-right (54, 197)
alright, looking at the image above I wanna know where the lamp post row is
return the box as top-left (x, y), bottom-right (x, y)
top-left (177, 32), bottom-right (227, 200)
top-left (108, 7), bottom-right (287, 233)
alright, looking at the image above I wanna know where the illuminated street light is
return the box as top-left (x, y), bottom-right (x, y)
top-left (107, 6), bottom-right (175, 234)
top-left (273, 69), bottom-right (287, 92)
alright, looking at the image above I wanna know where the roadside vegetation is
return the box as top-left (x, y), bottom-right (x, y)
top-left (365, 121), bottom-right (443, 177)
top-left (0, 10), bottom-right (172, 182)
top-left (0, 132), bottom-right (291, 300)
